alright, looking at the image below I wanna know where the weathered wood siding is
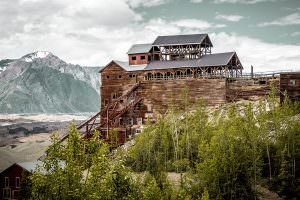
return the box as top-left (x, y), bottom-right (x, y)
top-left (100, 63), bottom-right (137, 111)
top-left (280, 73), bottom-right (300, 102)
top-left (137, 78), bottom-right (227, 112)
top-left (226, 78), bottom-right (279, 102)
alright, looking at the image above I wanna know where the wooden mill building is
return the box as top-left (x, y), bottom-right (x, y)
top-left (75, 33), bottom-right (244, 143)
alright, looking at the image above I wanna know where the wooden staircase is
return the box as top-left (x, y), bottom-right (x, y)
top-left (60, 82), bottom-right (141, 142)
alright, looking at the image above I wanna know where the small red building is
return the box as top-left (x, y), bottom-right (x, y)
top-left (0, 161), bottom-right (38, 200)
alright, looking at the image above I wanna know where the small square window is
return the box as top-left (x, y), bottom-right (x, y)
top-left (129, 74), bottom-right (132, 78)
top-left (119, 75), bottom-right (122, 79)
top-left (132, 56), bottom-right (136, 61)
top-left (290, 79), bottom-right (296, 86)
top-left (133, 74), bottom-right (136, 77)
top-left (106, 75), bottom-right (110, 79)
top-left (141, 55), bottom-right (146, 60)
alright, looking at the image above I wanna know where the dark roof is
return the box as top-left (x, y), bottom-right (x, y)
top-left (146, 59), bottom-right (199, 70)
top-left (99, 60), bottom-right (147, 73)
top-left (100, 52), bottom-right (241, 72)
top-left (153, 34), bottom-right (211, 46)
top-left (127, 44), bottom-right (152, 54)
top-left (198, 52), bottom-right (236, 67)
top-left (145, 52), bottom-right (236, 70)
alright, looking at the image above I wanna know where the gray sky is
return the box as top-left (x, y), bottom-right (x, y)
top-left (0, 0), bottom-right (300, 72)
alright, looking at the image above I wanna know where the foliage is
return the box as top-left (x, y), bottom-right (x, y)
top-left (30, 85), bottom-right (300, 199)
top-left (128, 85), bottom-right (300, 199)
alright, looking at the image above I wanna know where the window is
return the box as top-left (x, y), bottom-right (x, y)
top-left (16, 177), bottom-right (20, 188)
top-left (106, 75), bottom-right (110, 79)
top-left (131, 56), bottom-right (136, 61)
top-left (129, 74), bottom-right (132, 78)
top-left (5, 177), bottom-right (9, 188)
top-left (136, 129), bottom-right (142, 134)
top-left (3, 188), bottom-right (10, 199)
top-left (137, 118), bottom-right (143, 125)
top-left (141, 55), bottom-right (146, 60)
top-left (12, 190), bottom-right (19, 200)
top-left (128, 118), bottom-right (134, 125)
top-left (290, 79), bottom-right (296, 86)
top-left (104, 99), bottom-right (108, 106)
top-left (118, 75), bottom-right (122, 79)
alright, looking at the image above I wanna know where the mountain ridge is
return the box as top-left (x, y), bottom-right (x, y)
top-left (0, 52), bottom-right (102, 114)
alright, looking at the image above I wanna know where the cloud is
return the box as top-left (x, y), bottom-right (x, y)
top-left (211, 32), bottom-right (300, 72)
top-left (258, 13), bottom-right (300, 26)
top-left (0, 0), bottom-right (141, 39)
top-left (215, 14), bottom-right (244, 22)
top-left (171, 19), bottom-right (226, 29)
top-left (190, 0), bottom-right (203, 3)
top-left (0, 0), bottom-right (299, 73)
top-left (191, 0), bottom-right (275, 4)
top-left (126, 0), bottom-right (169, 8)
top-left (291, 32), bottom-right (300, 37)
top-left (213, 0), bottom-right (275, 4)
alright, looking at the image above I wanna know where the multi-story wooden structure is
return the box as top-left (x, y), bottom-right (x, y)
top-left (74, 33), bottom-right (244, 143)
top-left (280, 72), bottom-right (300, 102)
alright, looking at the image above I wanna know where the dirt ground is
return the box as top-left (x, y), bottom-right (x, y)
top-left (0, 132), bottom-right (55, 172)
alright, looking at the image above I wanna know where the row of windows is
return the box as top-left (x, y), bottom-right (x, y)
top-left (104, 74), bottom-right (136, 80)
top-left (4, 177), bottom-right (20, 188)
top-left (117, 117), bottom-right (143, 126)
top-left (131, 55), bottom-right (146, 61)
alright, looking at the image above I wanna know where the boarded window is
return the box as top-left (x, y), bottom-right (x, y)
top-left (141, 55), bottom-right (146, 60)
top-left (132, 56), bottom-right (136, 61)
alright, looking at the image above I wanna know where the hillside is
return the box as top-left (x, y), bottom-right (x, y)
top-left (0, 51), bottom-right (101, 113)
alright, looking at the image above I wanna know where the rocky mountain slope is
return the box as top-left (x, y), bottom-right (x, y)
top-left (0, 51), bottom-right (101, 113)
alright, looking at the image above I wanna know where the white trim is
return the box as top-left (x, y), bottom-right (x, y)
top-left (4, 177), bottom-right (9, 188)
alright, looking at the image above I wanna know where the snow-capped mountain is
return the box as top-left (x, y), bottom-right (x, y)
top-left (0, 52), bottom-right (102, 113)
top-left (22, 51), bottom-right (51, 62)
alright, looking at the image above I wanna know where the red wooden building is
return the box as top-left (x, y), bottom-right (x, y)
top-left (0, 161), bottom-right (38, 200)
